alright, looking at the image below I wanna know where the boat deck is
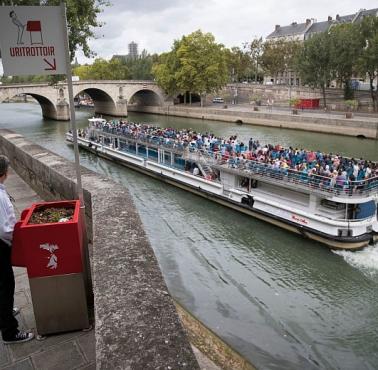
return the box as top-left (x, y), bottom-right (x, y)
top-left (80, 128), bottom-right (378, 201)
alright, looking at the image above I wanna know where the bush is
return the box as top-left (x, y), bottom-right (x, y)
top-left (289, 98), bottom-right (300, 107)
top-left (344, 99), bottom-right (358, 111)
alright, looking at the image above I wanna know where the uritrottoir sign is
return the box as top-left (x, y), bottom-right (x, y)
top-left (0, 6), bottom-right (67, 76)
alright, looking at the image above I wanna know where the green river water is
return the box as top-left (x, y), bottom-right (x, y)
top-left (1, 102), bottom-right (378, 370)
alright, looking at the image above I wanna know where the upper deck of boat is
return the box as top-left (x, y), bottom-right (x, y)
top-left (79, 127), bottom-right (378, 202)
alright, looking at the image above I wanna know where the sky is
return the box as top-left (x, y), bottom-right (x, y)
top-left (76, 0), bottom-right (378, 63)
top-left (0, 0), bottom-right (377, 73)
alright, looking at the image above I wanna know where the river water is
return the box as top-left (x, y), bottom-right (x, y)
top-left (1, 103), bottom-right (378, 370)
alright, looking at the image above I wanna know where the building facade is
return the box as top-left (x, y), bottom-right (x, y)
top-left (264, 8), bottom-right (378, 85)
top-left (128, 41), bottom-right (138, 59)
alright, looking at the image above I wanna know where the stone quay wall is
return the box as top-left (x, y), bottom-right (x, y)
top-left (0, 129), bottom-right (199, 370)
top-left (128, 105), bottom-right (378, 139)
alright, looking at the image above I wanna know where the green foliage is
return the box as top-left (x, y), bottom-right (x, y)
top-left (73, 58), bottom-right (130, 80)
top-left (152, 49), bottom-right (180, 96)
top-left (116, 50), bottom-right (158, 80)
top-left (289, 98), bottom-right (300, 107)
top-left (356, 16), bottom-right (378, 111)
top-left (261, 39), bottom-right (301, 80)
top-left (224, 47), bottom-right (253, 82)
top-left (328, 23), bottom-right (362, 99)
top-left (344, 99), bottom-right (358, 110)
top-left (243, 37), bottom-right (264, 81)
top-left (152, 30), bottom-right (229, 103)
top-left (343, 80), bottom-right (354, 100)
top-left (296, 32), bottom-right (333, 106)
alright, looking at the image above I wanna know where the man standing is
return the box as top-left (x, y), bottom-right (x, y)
top-left (0, 155), bottom-right (34, 344)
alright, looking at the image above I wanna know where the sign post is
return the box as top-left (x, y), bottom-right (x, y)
top-left (60, 2), bottom-right (84, 206)
top-left (0, 3), bottom-right (93, 306)
top-left (0, 4), bottom-right (84, 205)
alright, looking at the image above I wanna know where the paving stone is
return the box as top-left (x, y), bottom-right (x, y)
top-left (0, 341), bottom-right (10, 368)
top-left (13, 268), bottom-right (27, 278)
top-left (7, 330), bottom-right (85, 362)
top-left (14, 275), bottom-right (31, 294)
top-left (77, 362), bottom-right (96, 370)
top-left (76, 332), bottom-right (95, 363)
top-left (14, 291), bottom-right (29, 310)
top-left (2, 358), bottom-right (34, 370)
top-left (18, 305), bottom-right (36, 331)
top-left (31, 341), bottom-right (85, 370)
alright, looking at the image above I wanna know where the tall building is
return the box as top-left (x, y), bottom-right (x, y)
top-left (128, 41), bottom-right (138, 59)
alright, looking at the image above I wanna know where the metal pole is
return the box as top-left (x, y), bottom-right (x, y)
top-left (61, 2), bottom-right (83, 205)
top-left (60, 2), bottom-right (93, 306)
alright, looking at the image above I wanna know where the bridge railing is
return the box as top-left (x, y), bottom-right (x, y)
top-left (0, 80), bottom-right (157, 88)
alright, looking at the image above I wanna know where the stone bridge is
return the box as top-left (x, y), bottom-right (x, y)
top-left (0, 80), bottom-right (172, 120)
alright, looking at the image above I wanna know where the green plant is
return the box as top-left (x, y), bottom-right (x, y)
top-left (344, 99), bottom-right (358, 110)
top-left (289, 98), bottom-right (301, 107)
top-left (250, 93), bottom-right (262, 105)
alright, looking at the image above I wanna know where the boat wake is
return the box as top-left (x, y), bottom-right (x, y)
top-left (333, 243), bottom-right (378, 276)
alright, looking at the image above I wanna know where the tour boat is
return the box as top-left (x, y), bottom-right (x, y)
top-left (66, 118), bottom-right (378, 250)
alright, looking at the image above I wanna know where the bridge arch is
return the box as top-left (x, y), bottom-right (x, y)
top-left (128, 89), bottom-right (164, 107)
top-left (72, 84), bottom-right (127, 117)
top-left (0, 92), bottom-right (61, 120)
top-left (75, 88), bottom-right (118, 116)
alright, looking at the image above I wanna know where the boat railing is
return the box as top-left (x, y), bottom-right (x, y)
top-left (85, 126), bottom-right (378, 198)
top-left (213, 157), bottom-right (378, 198)
top-left (88, 127), bottom-right (187, 155)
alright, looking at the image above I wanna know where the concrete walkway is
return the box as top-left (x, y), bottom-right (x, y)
top-left (0, 168), bottom-right (96, 370)
top-left (224, 103), bottom-right (378, 122)
top-left (0, 169), bottom-right (219, 370)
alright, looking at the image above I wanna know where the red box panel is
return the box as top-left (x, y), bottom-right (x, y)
top-left (12, 200), bottom-right (84, 278)
top-left (26, 21), bottom-right (42, 32)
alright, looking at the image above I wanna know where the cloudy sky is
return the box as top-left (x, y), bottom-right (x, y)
top-left (78, 0), bottom-right (377, 63)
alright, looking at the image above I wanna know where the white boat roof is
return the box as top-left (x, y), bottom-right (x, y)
top-left (88, 118), bottom-right (107, 124)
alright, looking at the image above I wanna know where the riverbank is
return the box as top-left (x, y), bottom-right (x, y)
top-left (0, 133), bottom-right (224, 370)
top-left (2, 103), bottom-right (378, 369)
top-left (128, 104), bottom-right (378, 139)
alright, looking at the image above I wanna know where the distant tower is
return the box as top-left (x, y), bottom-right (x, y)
top-left (128, 41), bottom-right (138, 59)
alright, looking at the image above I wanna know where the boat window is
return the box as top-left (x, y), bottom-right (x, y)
top-left (321, 199), bottom-right (345, 210)
top-left (239, 176), bottom-right (249, 191)
top-left (352, 201), bottom-right (376, 220)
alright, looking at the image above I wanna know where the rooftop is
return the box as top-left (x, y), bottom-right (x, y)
top-left (267, 8), bottom-right (377, 39)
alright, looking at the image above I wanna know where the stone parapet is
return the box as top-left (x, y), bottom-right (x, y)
top-left (128, 105), bottom-right (378, 139)
top-left (0, 129), bottom-right (199, 370)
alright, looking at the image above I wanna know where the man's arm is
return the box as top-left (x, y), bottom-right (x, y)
top-left (0, 194), bottom-right (16, 246)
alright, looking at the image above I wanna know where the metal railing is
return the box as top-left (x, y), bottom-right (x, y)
top-left (214, 158), bottom-right (378, 198)
top-left (85, 126), bottom-right (378, 198)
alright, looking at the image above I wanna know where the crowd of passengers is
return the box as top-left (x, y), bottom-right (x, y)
top-left (86, 119), bottom-right (378, 189)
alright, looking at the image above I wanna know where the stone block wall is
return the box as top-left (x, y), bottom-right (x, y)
top-left (0, 129), bottom-right (199, 369)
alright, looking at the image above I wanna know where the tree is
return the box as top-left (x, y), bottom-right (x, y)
top-left (73, 58), bottom-right (130, 80)
top-left (244, 37), bottom-right (264, 82)
top-left (296, 32), bottom-right (333, 107)
top-left (153, 30), bottom-right (228, 106)
top-left (2, 0), bottom-right (108, 60)
top-left (356, 16), bottom-right (378, 111)
top-left (261, 39), bottom-right (301, 84)
top-left (175, 30), bottom-right (228, 106)
top-left (116, 50), bottom-right (159, 80)
top-left (152, 42), bottom-right (181, 97)
top-left (224, 47), bottom-right (253, 82)
top-left (328, 23), bottom-right (362, 99)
